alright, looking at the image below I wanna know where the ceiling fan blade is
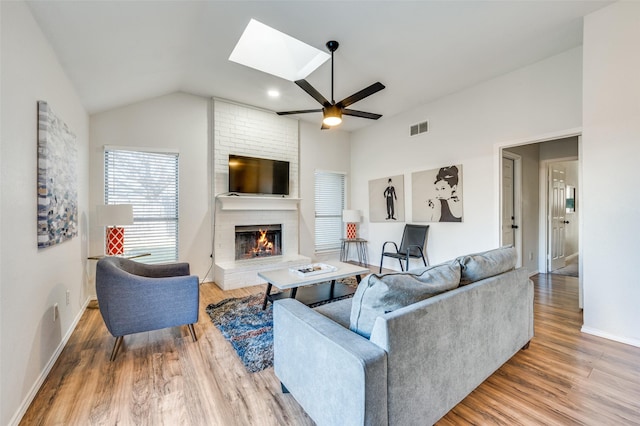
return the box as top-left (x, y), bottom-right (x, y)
top-left (276, 109), bottom-right (323, 116)
top-left (337, 82), bottom-right (385, 108)
top-left (295, 79), bottom-right (331, 107)
top-left (343, 109), bottom-right (382, 120)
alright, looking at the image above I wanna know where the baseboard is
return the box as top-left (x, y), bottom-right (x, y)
top-left (581, 326), bottom-right (640, 348)
top-left (9, 296), bottom-right (92, 426)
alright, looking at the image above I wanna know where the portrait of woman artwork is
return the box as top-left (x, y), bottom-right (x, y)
top-left (412, 165), bottom-right (463, 222)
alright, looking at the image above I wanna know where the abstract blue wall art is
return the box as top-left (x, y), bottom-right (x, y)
top-left (37, 101), bottom-right (78, 248)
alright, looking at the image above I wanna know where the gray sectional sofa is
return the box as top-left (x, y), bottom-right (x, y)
top-left (273, 246), bottom-right (534, 425)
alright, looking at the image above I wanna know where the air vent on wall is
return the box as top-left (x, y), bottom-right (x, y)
top-left (410, 120), bottom-right (429, 136)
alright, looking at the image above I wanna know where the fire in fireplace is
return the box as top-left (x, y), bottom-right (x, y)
top-left (235, 224), bottom-right (282, 260)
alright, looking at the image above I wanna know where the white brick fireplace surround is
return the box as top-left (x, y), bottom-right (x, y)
top-left (212, 99), bottom-right (310, 290)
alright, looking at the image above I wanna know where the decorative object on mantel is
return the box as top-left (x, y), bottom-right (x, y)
top-left (37, 100), bottom-right (78, 248)
top-left (368, 175), bottom-right (405, 222)
top-left (97, 204), bottom-right (134, 255)
top-left (342, 209), bottom-right (361, 239)
top-left (412, 165), bottom-right (463, 222)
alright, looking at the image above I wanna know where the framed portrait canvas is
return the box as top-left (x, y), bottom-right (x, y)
top-left (37, 101), bottom-right (78, 248)
top-left (369, 175), bottom-right (405, 222)
top-left (412, 165), bottom-right (463, 222)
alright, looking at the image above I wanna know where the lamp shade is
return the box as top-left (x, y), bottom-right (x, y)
top-left (323, 105), bottom-right (343, 126)
top-left (342, 209), bottom-right (361, 223)
top-left (97, 204), bottom-right (134, 226)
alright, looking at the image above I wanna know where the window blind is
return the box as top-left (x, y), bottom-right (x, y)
top-left (314, 170), bottom-right (346, 252)
top-left (104, 148), bottom-right (179, 263)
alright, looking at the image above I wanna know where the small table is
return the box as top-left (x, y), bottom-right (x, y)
top-left (340, 238), bottom-right (369, 266)
top-left (87, 252), bottom-right (151, 261)
top-left (259, 261), bottom-right (370, 310)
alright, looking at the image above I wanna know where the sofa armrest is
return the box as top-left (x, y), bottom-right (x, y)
top-left (274, 298), bottom-right (388, 426)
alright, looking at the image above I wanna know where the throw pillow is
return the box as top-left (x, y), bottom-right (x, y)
top-left (349, 261), bottom-right (461, 338)
top-left (457, 246), bottom-right (517, 285)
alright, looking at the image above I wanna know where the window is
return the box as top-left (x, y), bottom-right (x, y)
top-left (104, 147), bottom-right (179, 263)
top-left (314, 170), bottom-right (346, 252)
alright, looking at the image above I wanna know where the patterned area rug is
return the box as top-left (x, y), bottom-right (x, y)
top-left (206, 294), bottom-right (273, 373)
top-left (206, 277), bottom-right (358, 373)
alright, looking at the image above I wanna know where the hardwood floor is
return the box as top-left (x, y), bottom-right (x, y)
top-left (21, 273), bottom-right (640, 425)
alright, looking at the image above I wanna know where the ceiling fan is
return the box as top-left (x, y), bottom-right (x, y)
top-left (277, 40), bottom-right (385, 129)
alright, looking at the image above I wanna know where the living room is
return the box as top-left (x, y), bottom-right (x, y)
top-left (2, 1), bottom-right (640, 425)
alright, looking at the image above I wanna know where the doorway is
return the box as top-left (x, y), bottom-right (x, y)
top-left (500, 135), bottom-right (581, 307)
top-left (501, 152), bottom-right (522, 267)
top-left (547, 160), bottom-right (579, 277)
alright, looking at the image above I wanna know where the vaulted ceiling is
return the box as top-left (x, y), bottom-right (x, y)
top-left (27, 1), bottom-right (611, 131)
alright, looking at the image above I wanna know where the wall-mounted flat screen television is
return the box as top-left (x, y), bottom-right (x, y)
top-left (228, 154), bottom-right (290, 195)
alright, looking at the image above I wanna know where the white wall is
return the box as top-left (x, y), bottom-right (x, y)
top-left (582, 2), bottom-right (640, 346)
top-left (298, 121), bottom-right (351, 260)
top-left (89, 92), bottom-right (211, 282)
top-left (1, 3), bottom-right (90, 424)
top-left (350, 47), bottom-right (583, 270)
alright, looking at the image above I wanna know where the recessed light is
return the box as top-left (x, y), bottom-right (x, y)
top-left (229, 19), bottom-right (330, 81)
top-left (268, 90), bottom-right (280, 98)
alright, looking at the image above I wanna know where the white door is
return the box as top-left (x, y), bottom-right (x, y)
top-left (548, 164), bottom-right (567, 271)
top-left (502, 157), bottom-right (516, 247)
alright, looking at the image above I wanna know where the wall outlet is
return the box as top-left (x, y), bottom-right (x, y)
top-left (66, 290), bottom-right (70, 306)
top-left (529, 252), bottom-right (534, 261)
top-left (53, 303), bottom-right (59, 322)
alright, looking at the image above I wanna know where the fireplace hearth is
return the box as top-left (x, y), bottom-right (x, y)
top-left (235, 224), bottom-right (282, 260)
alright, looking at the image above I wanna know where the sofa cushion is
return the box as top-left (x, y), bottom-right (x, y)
top-left (457, 246), bottom-right (517, 285)
top-left (349, 261), bottom-right (461, 338)
top-left (314, 297), bottom-right (352, 329)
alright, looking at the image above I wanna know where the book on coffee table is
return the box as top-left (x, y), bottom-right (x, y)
top-left (290, 263), bottom-right (337, 277)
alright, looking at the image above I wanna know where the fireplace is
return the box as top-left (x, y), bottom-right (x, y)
top-left (235, 224), bottom-right (282, 260)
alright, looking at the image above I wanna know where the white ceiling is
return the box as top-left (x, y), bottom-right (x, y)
top-left (26, 1), bottom-right (611, 131)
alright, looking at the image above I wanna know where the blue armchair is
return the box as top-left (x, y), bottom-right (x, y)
top-left (96, 256), bottom-right (199, 360)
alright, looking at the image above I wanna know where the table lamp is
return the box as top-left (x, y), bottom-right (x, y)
top-left (342, 209), bottom-right (361, 240)
top-left (97, 204), bottom-right (134, 255)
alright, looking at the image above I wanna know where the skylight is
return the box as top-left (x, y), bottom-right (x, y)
top-left (229, 19), bottom-right (330, 81)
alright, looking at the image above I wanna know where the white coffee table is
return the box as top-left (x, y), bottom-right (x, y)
top-left (259, 261), bottom-right (370, 310)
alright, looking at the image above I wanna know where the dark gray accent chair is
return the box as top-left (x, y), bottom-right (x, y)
top-left (96, 256), bottom-right (199, 360)
top-left (379, 224), bottom-right (429, 273)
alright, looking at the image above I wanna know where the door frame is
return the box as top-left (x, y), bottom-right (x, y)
top-left (501, 151), bottom-right (523, 268)
top-left (495, 127), bottom-right (583, 308)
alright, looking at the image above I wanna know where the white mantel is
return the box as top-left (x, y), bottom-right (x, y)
top-left (216, 194), bottom-right (301, 211)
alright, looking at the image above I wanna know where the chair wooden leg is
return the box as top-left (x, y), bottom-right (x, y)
top-left (188, 324), bottom-right (197, 342)
top-left (110, 336), bottom-right (123, 361)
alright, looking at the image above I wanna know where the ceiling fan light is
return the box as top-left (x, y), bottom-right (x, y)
top-left (323, 106), bottom-right (343, 126)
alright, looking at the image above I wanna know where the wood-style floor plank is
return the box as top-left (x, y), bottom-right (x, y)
top-left (20, 272), bottom-right (640, 425)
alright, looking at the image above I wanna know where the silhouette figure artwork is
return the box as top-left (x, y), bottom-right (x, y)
top-left (368, 175), bottom-right (405, 222)
top-left (384, 178), bottom-right (397, 220)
